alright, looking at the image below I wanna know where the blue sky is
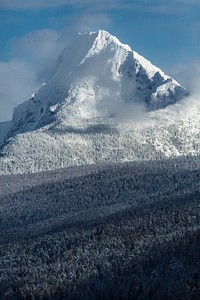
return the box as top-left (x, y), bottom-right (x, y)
top-left (0, 0), bottom-right (200, 121)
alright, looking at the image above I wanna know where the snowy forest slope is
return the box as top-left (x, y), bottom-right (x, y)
top-left (0, 158), bottom-right (200, 299)
top-left (1, 98), bottom-right (200, 174)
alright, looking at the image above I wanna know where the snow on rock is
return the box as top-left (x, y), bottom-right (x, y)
top-left (1, 99), bottom-right (200, 175)
top-left (0, 30), bottom-right (196, 175)
top-left (10, 30), bottom-right (187, 134)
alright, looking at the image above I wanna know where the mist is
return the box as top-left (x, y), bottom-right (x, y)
top-left (66, 43), bottom-right (147, 121)
top-left (168, 59), bottom-right (200, 119)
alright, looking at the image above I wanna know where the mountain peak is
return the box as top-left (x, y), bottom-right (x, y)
top-left (10, 31), bottom-right (188, 135)
top-left (0, 31), bottom-right (194, 175)
top-left (58, 30), bottom-right (131, 65)
top-left (79, 30), bottom-right (132, 52)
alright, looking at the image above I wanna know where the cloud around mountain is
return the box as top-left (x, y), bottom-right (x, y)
top-left (10, 30), bottom-right (187, 134)
top-left (1, 31), bottom-right (198, 176)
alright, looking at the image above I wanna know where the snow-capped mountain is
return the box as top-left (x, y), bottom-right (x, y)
top-left (1, 30), bottom-right (199, 175)
top-left (10, 30), bottom-right (187, 135)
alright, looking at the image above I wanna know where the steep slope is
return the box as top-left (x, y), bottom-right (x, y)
top-left (10, 30), bottom-right (187, 135)
top-left (0, 30), bottom-right (195, 175)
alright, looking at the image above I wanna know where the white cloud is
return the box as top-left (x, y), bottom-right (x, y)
top-left (0, 29), bottom-right (65, 122)
top-left (169, 60), bottom-right (200, 93)
top-left (9, 29), bottom-right (62, 62)
top-left (8, 29), bottom-right (67, 83)
top-left (0, 60), bottom-right (37, 122)
top-left (66, 13), bottom-right (111, 33)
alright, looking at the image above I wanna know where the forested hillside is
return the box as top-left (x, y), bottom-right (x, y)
top-left (0, 157), bottom-right (200, 299)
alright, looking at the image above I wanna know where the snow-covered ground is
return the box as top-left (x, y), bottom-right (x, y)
top-left (0, 96), bottom-right (200, 174)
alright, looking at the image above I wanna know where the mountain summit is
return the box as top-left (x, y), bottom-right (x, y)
top-left (11, 30), bottom-right (187, 134)
top-left (1, 30), bottom-right (197, 175)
